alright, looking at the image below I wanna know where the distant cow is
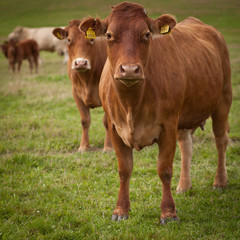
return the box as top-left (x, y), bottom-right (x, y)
top-left (0, 41), bottom-right (9, 58)
top-left (8, 26), bottom-right (68, 63)
top-left (2, 39), bottom-right (39, 73)
top-left (80, 2), bottom-right (232, 223)
top-left (52, 20), bottom-right (112, 152)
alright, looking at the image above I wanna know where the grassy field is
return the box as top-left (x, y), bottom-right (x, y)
top-left (0, 0), bottom-right (240, 239)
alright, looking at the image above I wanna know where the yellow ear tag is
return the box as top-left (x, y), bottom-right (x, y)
top-left (160, 24), bottom-right (170, 34)
top-left (86, 28), bottom-right (96, 39)
top-left (57, 32), bottom-right (63, 40)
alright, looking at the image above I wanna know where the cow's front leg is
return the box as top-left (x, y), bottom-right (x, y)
top-left (109, 124), bottom-right (133, 221)
top-left (72, 87), bottom-right (91, 152)
top-left (157, 123), bottom-right (178, 224)
top-left (102, 113), bottom-right (113, 152)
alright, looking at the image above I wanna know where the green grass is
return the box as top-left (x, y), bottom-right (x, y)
top-left (0, 0), bottom-right (240, 239)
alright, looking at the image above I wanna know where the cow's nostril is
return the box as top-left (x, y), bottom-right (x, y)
top-left (120, 65), bottom-right (126, 74)
top-left (134, 66), bottom-right (140, 74)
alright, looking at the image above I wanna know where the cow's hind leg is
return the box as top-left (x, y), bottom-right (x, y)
top-left (176, 129), bottom-right (193, 193)
top-left (17, 60), bottom-right (22, 73)
top-left (34, 55), bottom-right (38, 73)
top-left (28, 57), bottom-right (33, 74)
top-left (211, 94), bottom-right (231, 188)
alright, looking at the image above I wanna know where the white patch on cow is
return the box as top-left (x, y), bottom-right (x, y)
top-left (152, 34), bottom-right (166, 39)
top-left (72, 57), bottom-right (91, 70)
top-left (95, 36), bottom-right (107, 41)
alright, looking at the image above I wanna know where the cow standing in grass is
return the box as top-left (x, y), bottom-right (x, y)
top-left (52, 20), bottom-right (112, 152)
top-left (80, 2), bottom-right (232, 223)
top-left (1, 39), bottom-right (39, 73)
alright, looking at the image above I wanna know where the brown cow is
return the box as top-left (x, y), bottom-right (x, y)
top-left (0, 41), bottom-right (9, 58)
top-left (80, 2), bottom-right (232, 223)
top-left (52, 20), bottom-right (112, 152)
top-left (3, 39), bottom-right (39, 73)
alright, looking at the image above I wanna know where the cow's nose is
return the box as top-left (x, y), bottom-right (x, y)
top-left (72, 58), bottom-right (90, 71)
top-left (119, 64), bottom-right (143, 79)
top-left (121, 64), bottom-right (140, 75)
top-left (74, 59), bottom-right (87, 69)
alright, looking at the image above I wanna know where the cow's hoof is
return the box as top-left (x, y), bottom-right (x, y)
top-left (78, 147), bottom-right (89, 153)
top-left (176, 185), bottom-right (192, 194)
top-left (213, 185), bottom-right (226, 190)
top-left (103, 147), bottom-right (113, 153)
top-left (160, 217), bottom-right (179, 225)
top-left (111, 214), bottom-right (129, 222)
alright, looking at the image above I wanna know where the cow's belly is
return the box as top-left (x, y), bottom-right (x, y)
top-left (178, 92), bottom-right (221, 130)
top-left (115, 123), bottom-right (162, 151)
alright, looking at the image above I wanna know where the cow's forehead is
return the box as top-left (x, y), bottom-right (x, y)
top-left (108, 19), bottom-right (149, 35)
top-left (108, 2), bottom-right (149, 24)
top-left (110, 2), bottom-right (147, 17)
top-left (107, 3), bottom-right (150, 33)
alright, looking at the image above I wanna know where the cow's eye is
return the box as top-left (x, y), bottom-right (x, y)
top-left (106, 33), bottom-right (112, 40)
top-left (144, 32), bottom-right (150, 40)
top-left (67, 38), bottom-right (71, 44)
top-left (90, 38), bottom-right (94, 44)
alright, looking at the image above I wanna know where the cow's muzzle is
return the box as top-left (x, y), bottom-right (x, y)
top-left (72, 58), bottom-right (91, 71)
top-left (114, 64), bottom-right (144, 87)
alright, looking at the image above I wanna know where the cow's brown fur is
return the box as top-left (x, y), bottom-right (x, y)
top-left (80, 2), bottom-right (232, 222)
top-left (52, 20), bottom-right (112, 152)
top-left (2, 39), bottom-right (39, 73)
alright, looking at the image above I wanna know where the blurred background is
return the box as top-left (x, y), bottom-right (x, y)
top-left (0, 0), bottom-right (239, 38)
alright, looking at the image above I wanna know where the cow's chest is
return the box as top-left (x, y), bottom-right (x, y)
top-left (76, 83), bottom-right (101, 108)
top-left (114, 118), bottom-right (162, 151)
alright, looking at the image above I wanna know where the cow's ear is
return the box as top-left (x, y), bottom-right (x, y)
top-left (15, 26), bottom-right (23, 33)
top-left (52, 28), bottom-right (67, 40)
top-left (79, 18), bottom-right (107, 38)
top-left (151, 14), bottom-right (177, 35)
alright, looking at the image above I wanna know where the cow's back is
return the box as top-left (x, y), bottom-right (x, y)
top-left (18, 39), bottom-right (39, 59)
top-left (9, 27), bottom-right (66, 52)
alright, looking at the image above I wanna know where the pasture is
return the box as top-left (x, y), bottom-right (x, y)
top-left (0, 0), bottom-right (240, 239)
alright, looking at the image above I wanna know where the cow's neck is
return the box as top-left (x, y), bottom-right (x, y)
top-left (75, 69), bottom-right (98, 85)
top-left (113, 79), bottom-right (147, 123)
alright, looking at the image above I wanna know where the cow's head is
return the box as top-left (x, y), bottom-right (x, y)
top-left (0, 41), bottom-right (9, 58)
top-left (7, 40), bottom-right (18, 66)
top-left (53, 19), bottom-right (96, 72)
top-left (8, 26), bottom-right (23, 41)
top-left (80, 2), bottom-right (176, 87)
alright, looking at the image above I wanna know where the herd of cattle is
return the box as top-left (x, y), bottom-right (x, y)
top-left (1, 2), bottom-right (232, 224)
top-left (0, 26), bottom-right (68, 73)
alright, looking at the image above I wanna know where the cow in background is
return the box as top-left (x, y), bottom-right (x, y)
top-left (80, 2), bottom-right (232, 223)
top-left (2, 39), bottom-right (39, 73)
top-left (0, 41), bottom-right (9, 58)
top-left (8, 26), bottom-right (68, 63)
top-left (52, 20), bottom-right (112, 152)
